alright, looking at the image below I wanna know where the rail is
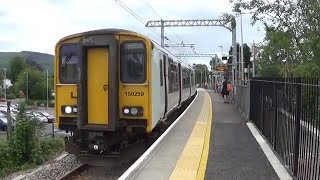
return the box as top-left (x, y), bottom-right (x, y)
top-left (58, 164), bottom-right (88, 180)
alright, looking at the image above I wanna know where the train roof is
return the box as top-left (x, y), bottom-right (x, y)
top-left (57, 28), bottom-right (148, 45)
top-left (56, 28), bottom-right (193, 70)
top-left (150, 40), bottom-right (193, 69)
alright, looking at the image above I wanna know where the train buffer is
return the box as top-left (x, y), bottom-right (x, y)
top-left (119, 89), bottom-right (292, 180)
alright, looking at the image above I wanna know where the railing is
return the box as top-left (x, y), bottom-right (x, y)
top-left (250, 77), bottom-right (320, 180)
top-left (232, 80), bottom-right (250, 119)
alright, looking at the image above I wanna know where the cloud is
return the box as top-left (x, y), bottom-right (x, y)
top-left (0, 0), bottom-right (265, 66)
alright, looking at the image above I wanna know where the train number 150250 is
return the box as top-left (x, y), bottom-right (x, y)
top-left (125, 92), bottom-right (144, 96)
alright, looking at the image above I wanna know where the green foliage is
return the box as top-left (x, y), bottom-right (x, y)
top-left (228, 43), bottom-right (252, 67)
top-left (9, 103), bottom-right (45, 165)
top-left (48, 101), bottom-right (55, 107)
top-left (6, 93), bottom-right (16, 99)
top-left (0, 103), bottom-right (65, 178)
top-left (294, 63), bottom-right (320, 77)
top-left (230, 0), bottom-right (320, 77)
top-left (8, 56), bottom-right (27, 84)
top-left (210, 56), bottom-right (221, 69)
top-left (14, 67), bottom-right (53, 100)
top-left (25, 99), bottom-right (48, 106)
top-left (192, 64), bottom-right (210, 84)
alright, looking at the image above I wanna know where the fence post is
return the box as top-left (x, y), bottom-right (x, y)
top-left (273, 78), bottom-right (278, 150)
top-left (6, 100), bottom-right (12, 141)
top-left (293, 77), bottom-right (301, 176)
top-left (249, 79), bottom-right (254, 121)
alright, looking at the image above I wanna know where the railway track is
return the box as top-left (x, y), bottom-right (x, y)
top-left (58, 164), bottom-right (89, 180)
top-left (58, 92), bottom-right (196, 180)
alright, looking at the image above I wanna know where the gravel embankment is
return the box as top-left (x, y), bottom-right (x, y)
top-left (5, 153), bottom-right (81, 180)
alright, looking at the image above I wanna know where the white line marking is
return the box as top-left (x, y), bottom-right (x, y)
top-left (12, 175), bottom-right (26, 180)
top-left (54, 152), bottom-right (69, 161)
top-left (118, 90), bottom-right (199, 180)
top-left (246, 122), bottom-right (293, 180)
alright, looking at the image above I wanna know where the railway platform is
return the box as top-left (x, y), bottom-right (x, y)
top-left (119, 89), bottom-right (292, 180)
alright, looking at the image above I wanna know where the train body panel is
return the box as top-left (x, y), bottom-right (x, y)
top-left (54, 37), bottom-right (82, 131)
top-left (150, 48), bottom-right (165, 129)
top-left (118, 34), bottom-right (152, 132)
top-left (54, 28), bottom-right (197, 156)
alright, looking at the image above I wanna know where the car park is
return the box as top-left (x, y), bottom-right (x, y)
top-left (38, 111), bottom-right (55, 123)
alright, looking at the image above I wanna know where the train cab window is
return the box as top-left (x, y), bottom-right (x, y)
top-left (120, 42), bottom-right (146, 83)
top-left (59, 44), bottom-right (80, 84)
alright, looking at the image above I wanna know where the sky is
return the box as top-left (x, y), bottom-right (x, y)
top-left (0, 0), bottom-right (265, 67)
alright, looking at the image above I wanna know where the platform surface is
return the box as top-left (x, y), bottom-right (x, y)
top-left (205, 91), bottom-right (279, 180)
top-left (125, 89), bottom-right (281, 180)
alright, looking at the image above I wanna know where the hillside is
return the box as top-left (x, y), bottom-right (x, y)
top-left (0, 51), bottom-right (54, 73)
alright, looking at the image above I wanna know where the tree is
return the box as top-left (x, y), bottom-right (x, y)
top-left (192, 64), bottom-right (209, 85)
top-left (230, 0), bottom-right (320, 77)
top-left (26, 59), bottom-right (44, 72)
top-left (228, 43), bottom-right (252, 67)
top-left (9, 56), bottom-right (27, 84)
top-left (210, 56), bottom-right (221, 70)
top-left (14, 68), bottom-right (51, 100)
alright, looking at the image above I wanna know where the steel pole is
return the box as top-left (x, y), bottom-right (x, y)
top-left (232, 20), bottom-right (237, 96)
top-left (3, 68), bottom-right (6, 102)
top-left (26, 73), bottom-right (28, 101)
top-left (240, 12), bottom-right (244, 80)
top-left (252, 40), bottom-right (256, 77)
top-left (46, 69), bottom-right (49, 109)
top-left (161, 19), bottom-right (164, 47)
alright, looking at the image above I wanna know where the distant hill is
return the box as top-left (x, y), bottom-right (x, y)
top-left (0, 51), bottom-right (54, 73)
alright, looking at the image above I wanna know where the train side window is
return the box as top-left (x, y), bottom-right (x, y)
top-left (160, 59), bottom-right (163, 86)
top-left (120, 41), bottom-right (146, 83)
top-left (59, 44), bottom-right (80, 84)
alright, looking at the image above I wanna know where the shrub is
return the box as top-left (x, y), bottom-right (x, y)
top-left (6, 93), bottom-right (16, 99)
top-left (48, 101), bottom-right (55, 107)
top-left (0, 102), bottom-right (65, 178)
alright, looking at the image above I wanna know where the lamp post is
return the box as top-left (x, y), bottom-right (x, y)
top-left (219, 46), bottom-right (223, 64)
top-left (3, 68), bottom-right (6, 102)
top-left (24, 72), bottom-right (28, 101)
top-left (46, 69), bottom-right (49, 109)
top-left (240, 12), bottom-right (244, 81)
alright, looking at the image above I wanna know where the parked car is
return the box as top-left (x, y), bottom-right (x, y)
top-left (38, 111), bottom-right (55, 123)
top-left (32, 112), bottom-right (48, 123)
top-left (0, 117), bottom-right (7, 131)
top-left (0, 105), bottom-right (14, 111)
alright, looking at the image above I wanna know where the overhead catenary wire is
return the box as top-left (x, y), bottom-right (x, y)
top-left (115, 0), bottom-right (161, 38)
top-left (143, 0), bottom-right (184, 43)
top-left (115, 0), bottom-right (191, 65)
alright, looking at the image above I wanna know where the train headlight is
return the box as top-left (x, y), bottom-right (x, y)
top-left (61, 105), bottom-right (77, 114)
top-left (124, 108), bottom-right (130, 114)
top-left (122, 106), bottom-right (143, 116)
top-left (130, 108), bottom-right (138, 115)
top-left (65, 106), bottom-right (72, 114)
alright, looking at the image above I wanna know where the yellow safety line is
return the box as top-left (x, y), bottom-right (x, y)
top-left (169, 92), bottom-right (213, 180)
top-left (196, 93), bottom-right (212, 180)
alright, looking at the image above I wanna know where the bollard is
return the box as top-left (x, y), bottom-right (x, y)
top-left (6, 100), bottom-right (12, 141)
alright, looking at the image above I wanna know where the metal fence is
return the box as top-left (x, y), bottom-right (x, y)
top-left (233, 80), bottom-right (250, 119)
top-left (250, 77), bottom-right (320, 179)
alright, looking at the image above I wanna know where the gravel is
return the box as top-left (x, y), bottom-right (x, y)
top-left (5, 153), bottom-right (82, 180)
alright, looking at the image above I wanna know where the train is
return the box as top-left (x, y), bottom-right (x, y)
top-left (54, 28), bottom-right (197, 160)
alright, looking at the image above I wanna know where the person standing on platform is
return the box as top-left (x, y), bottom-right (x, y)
top-left (221, 77), bottom-right (231, 103)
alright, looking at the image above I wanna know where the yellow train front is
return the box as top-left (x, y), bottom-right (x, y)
top-left (54, 29), bottom-right (196, 158)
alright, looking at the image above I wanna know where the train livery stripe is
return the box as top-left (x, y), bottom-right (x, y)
top-left (169, 91), bottom-right (212, 180)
